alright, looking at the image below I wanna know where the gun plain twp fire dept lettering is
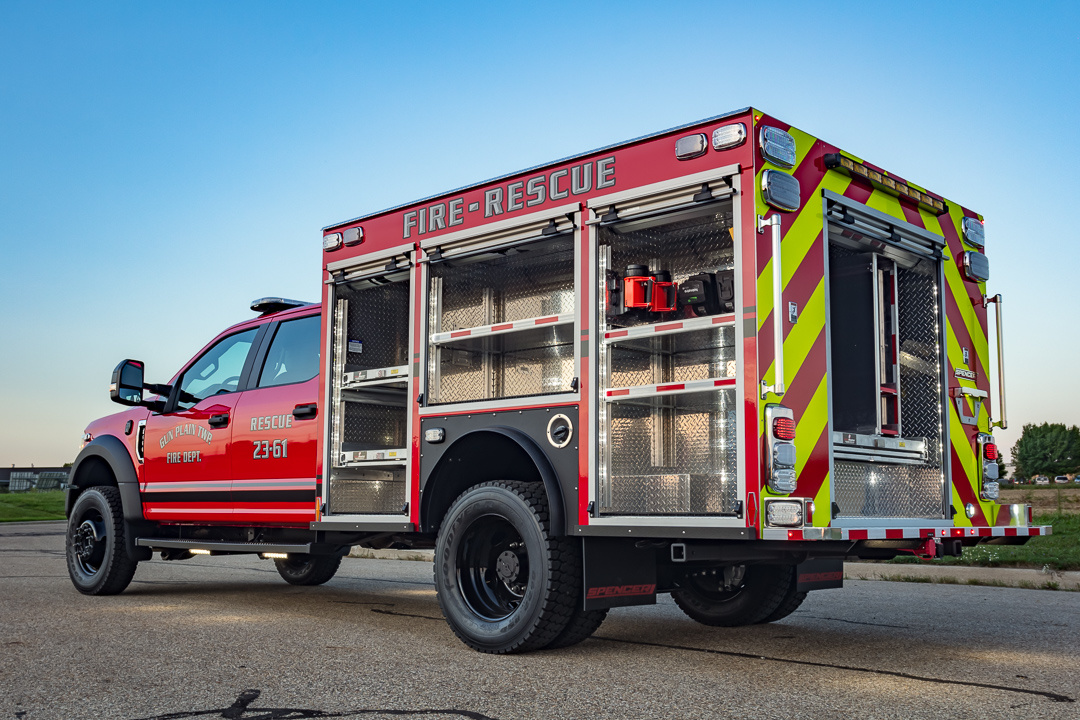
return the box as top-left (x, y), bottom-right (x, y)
top-left (158, 422), bottom-right (213, 464)
top-left (401, 157), bottom-right (616, 239)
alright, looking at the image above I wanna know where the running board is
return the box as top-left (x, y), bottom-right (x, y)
top-left (136, 538), bottom-right (313, 554)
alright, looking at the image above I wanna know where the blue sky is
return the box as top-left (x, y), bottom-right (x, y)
top-left (1, 1), bottom-right (1077, 467)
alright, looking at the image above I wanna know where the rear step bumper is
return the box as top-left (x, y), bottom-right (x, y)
top-left (763, 525), bottom-right (1052, 541)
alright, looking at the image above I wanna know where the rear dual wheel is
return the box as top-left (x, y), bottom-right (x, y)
top-left (435, 481), bottom-right (600, 653)
top-left (672, 564), bottom-right (804, 627)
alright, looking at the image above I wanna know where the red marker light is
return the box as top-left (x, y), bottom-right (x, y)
top-left (984, 442), bottom-right (998, 461)
top-left (773, 417), bottom-right (796, 441)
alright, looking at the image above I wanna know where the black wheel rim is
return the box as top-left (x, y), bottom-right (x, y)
top-left (685, 569), bottom-right (745, 603)
top-left (71, 513), bottom-right (107, 577)
top-left (456, 514), bottom-right (529, 622)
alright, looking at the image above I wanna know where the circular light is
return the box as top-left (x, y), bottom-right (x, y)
top-left (965, 503), bottom-right (976, 519)
top-left (546, 414), bottom-right (573, 449)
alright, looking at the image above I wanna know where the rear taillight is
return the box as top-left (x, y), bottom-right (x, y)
top-left (983, 442), bottom-right (998, 461)
top-left (773, 417), bottom-right (796, 441)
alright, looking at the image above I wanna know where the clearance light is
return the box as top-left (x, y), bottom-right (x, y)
top-left (984, 442), bottom-right (998, 461)
top-left (761, 169), bottom-right (801, 212)
top-left (675, 133), bottom-right (708, 160)
top-left (323, 232), bottom-right (343, 251)
top-left (712, 123), bottom-right (746, 150)
top-left (963, 251), bottom-right (990, 282)
top-left (190, 549), bottom-right (211, 555)
top-left (759, 126), bottom-right (797, 168)
top-left (260, 552), bottom-right (289, 560)
top-left (962, 217), bottom-right (985, 248)
top-left (822, 153), bottom-right (948, 215)
top-left (765, 500), bottom-right (803, 527)
top-left (343, 227), bottom-right (364, 246)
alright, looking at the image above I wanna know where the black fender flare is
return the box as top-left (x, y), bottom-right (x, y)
top-left (68, 435), bottom-right (152, 561)
top-left (419, 426), bottom-right (566, 536)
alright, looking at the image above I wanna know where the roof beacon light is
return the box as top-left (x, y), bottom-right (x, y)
top-left (712, 123), bottom-right (746, 150)
top-left (323, 232), bottom-right (343, 251)
top-left (761, 169), bottom-right (801, 212)
top-left (343, 227), bottom-right (364, 246)
top-left (962, 217), bottom-right (985, 248)
top-left (823, 153), bottom-right (948, 215)
top-left (759, 126), bottom-right (797, 168)
top-left (675, 133), bottom-right (708, 160)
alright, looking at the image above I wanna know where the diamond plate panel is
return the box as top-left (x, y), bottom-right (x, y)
top-left (432, 236), bottom-right (574, 331)
top-left (610, 327), bottom-right (736, 388)
top-left (329, 466), bottom-right (405, 514)
top-left (601, 390), bottom-right (738, 515)
top-left (832, 460), bottom-right (944, 518)
top-left (897, 264), bottom-right (943, 440)
top-left (342, 401), bottom-right (407, 451)
top-left (433, 343), bottom-right (574, 404)
top-left (340, 281), bottom-right (410, 370)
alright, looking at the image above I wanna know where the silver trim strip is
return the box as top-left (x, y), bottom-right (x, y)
top-left (759, 213), bottom-right (785, 397)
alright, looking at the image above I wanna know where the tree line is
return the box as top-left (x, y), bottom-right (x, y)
top-left (1011, 423), bottom-right (1080, 479)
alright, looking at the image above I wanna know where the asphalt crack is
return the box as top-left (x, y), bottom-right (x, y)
top-left (593, 636), bottom-right (1073, 703)
top-left (131, 688), bottom-right (501, 719)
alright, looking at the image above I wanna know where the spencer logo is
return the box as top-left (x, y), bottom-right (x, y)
top-left (403, 156), bottom-right (616, 239)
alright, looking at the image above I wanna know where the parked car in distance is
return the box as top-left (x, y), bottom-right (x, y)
top-left (1055, 475), bottom-right (1070, 484)
top-left (1035, 476), bottom-right (1050, 485)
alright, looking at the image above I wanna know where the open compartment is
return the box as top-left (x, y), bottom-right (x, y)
top-left (327, 270), bottom-right (412, 516)
top-left (825, 197), bottom-right (948, 518)
top-left (599, 390), bottom-right (739, 516)
top-left (427, 234), bottom-right (575, 404)
top-left (607, 325), bottom-right (735, 391)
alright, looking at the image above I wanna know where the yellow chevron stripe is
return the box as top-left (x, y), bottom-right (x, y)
top-left (948, 396), bottom-right (981, 527)
top-left (794, 375), bottom-right (828, 477)
top-left (812, 473), bottom-right (831, 528)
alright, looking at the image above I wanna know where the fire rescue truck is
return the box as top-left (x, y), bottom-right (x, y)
top-left (67, 107), bottom-right (1049, 654)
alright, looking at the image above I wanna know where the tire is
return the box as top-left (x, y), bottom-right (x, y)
top-left (274, 554), bottom-right (342, 585)
top-left (434, 481), bottom-right (579, 654)
top-left (66, 486), bottom-right (138, 595)
top-left (757, 583), bottom-right (807, 624)
top-left (544, 605), bottom-right (607, 650)
top-left (672, 564), bottom-right (796, 627)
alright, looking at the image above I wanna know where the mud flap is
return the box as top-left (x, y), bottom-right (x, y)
top-left (795, 557), bottom-right (844, 592)
top-left (582, 537), bottom-right (657, 611)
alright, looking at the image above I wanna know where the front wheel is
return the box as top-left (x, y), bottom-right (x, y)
top-left (274, 554), bottom-right (342, 585)
top-left (66, 486), bottom-right (138, 595)
top-left (434, 481), bottom-right (580, 654)
top-left (672, 564), bottom-right (797, 627)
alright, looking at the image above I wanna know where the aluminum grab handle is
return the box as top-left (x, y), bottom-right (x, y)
top-left (986, 293), bottom-right (1007, 429)
top-left (758, 213), bottom-right (785, 398)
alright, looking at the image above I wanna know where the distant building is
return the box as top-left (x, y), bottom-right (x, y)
top-left (1, 466), bottom-right (70, 492)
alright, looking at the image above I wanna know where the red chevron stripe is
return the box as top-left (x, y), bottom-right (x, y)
top-left (951, 444), bottom-right (986, 526)
top-left (795, 426), bottom-right (830, 506)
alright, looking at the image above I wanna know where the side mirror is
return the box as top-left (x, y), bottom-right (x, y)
top-left (110, 360), bottom-right (145, 406)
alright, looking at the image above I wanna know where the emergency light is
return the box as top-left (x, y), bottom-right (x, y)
top-left (823, 153), bottom-right (948, 215)
top-left (759, 126), bottom-right (797, 168)
top-left (323, 232), bottom-right (343, 251)
top-left (712, 123), bottom-right (746, 150)
top-left (962, 217), bottom-right (985, 248)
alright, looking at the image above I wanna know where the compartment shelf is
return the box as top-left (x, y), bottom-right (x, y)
top-left (604, 313), bottom-right (735, 344)
top-left (606, 377), bottom-right (735, 402)
top-left (338, 447), bottom-right (408, 466)
top-left (431, 313), bottom-right (573, 346)
top-left (342, 365), bottom-right (410, 389)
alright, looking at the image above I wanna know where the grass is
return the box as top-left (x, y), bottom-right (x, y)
top-left (0, 490), bottom-right (66, 522)
top-left (885, 513), bottom-right (1080, 571)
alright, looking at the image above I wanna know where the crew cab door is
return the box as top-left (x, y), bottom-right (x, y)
top-left (230, 313), bottom-right (321, 525)
top-left (142, 326), bottom-right (262, 522)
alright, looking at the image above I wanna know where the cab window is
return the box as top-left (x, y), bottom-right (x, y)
top-left (257, 315), bottom-right (321, 388)
top-left (176, 328), bottom-right (259, 410)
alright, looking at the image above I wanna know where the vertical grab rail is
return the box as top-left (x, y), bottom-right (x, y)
top-left (985, 293), bottom-right (1007, 429)
top-left (758, 213), bottom-right (785, 398)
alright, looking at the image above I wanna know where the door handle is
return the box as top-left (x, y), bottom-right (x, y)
top-left (293, 403), bottom-right (318, 420)
top-left (208, 413), bottom-right (230, 428)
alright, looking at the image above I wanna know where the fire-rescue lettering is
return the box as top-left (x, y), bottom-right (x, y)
top-left (402, 156), bottom-right (616, 239)
top-left (158, 423), bottom-right (213, 449)
top-left (250, 414), bottom-right (293, 432)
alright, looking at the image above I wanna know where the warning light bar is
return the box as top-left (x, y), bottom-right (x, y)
top-left (823, 153), bottom-right (948, 215)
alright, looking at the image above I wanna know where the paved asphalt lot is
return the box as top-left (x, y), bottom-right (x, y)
top-left (2, 522), bottom-right (1077, 720)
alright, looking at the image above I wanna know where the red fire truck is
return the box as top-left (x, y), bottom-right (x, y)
top-left (68, 107), bottom-right (1049, 653)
